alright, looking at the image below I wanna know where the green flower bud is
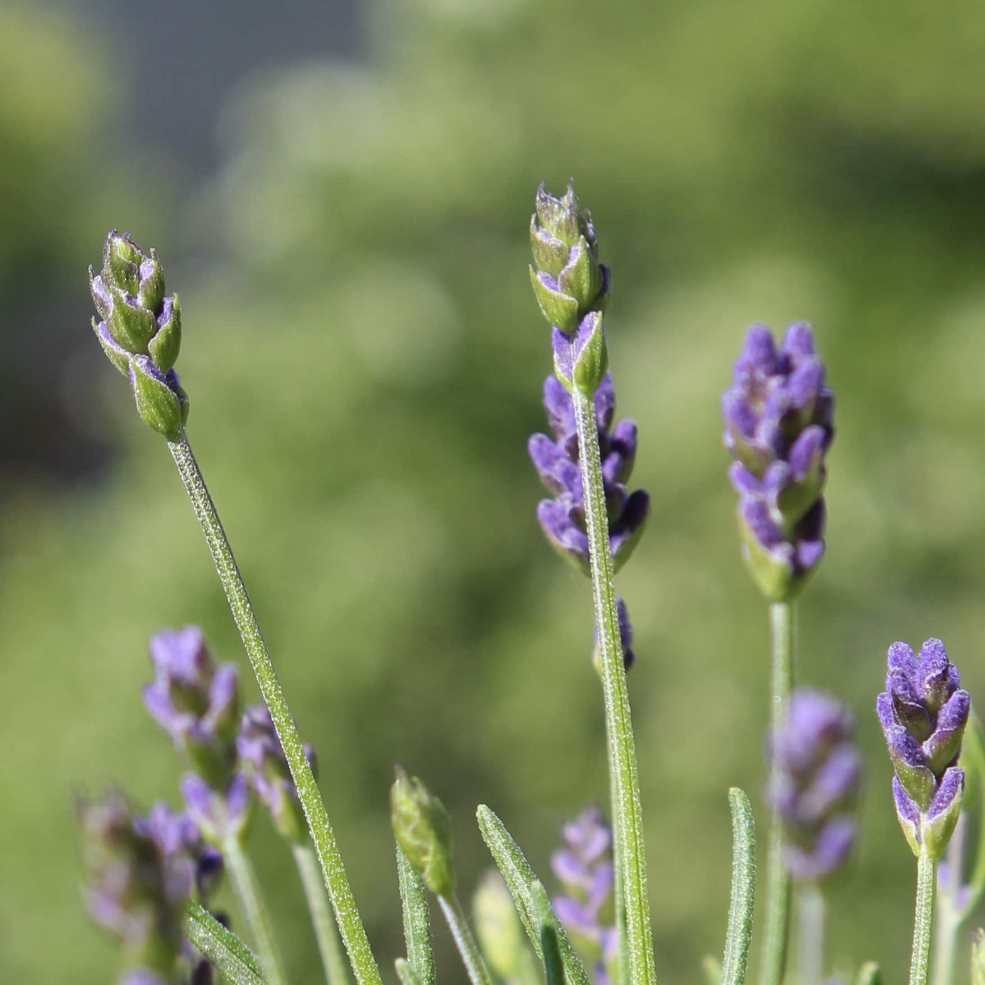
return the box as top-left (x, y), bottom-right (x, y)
top-left (473, 871), bottom-right (538, 984)
top-left (390, 767), bottom-right (455, 897)
top-left (130, 356), bottom-right (188, 441)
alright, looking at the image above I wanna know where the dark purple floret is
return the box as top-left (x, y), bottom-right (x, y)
top-left (237, 705), bottom-right (317, 842)
top-left (144, 627), bottom-right (240, 789)
top-left (770, 690), bottom-right (860, 881)
top-left (722, 323), bottom-right (834, 601)
top-left (877, 638), bottom-right (970, 859)
top-left (136, 803), bottom-right (224, 901)
top-left (551, 807), bottom-right (618, 985)
top-left (78, 790), bottom-right (189, 983)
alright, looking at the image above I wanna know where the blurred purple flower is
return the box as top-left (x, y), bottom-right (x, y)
top-left (722, 323), bottom-right (834, 600)
top-left (551, 807), bottom-right (618, 985)
top-left (770, 690), bottom-right (860, 881)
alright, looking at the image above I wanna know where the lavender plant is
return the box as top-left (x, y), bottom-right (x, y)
top-left (74, 187), bottom-right (985, 985)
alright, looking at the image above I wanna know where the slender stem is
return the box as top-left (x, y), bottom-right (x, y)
top-left (910, 850), bottom-right (937, 985)
top-left (437, 893), bottom-right (495, 985)
top-left (796, 885), bottom-right (824, 985)
top-left (395, 844), bottom-right (435, 985)
top-left (293, 843), bottom-right (351, 985)
top-left (572, 388), bottom-right (656, 985)
top-left (223, 837), bottom-right (288, 985)
top-left (759, 601), bottom-right (795, 985)
top-left (168, 434), bottom-right (383, 985)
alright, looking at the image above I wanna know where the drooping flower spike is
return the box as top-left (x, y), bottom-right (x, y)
top-left (89, 231), bottom-right (188, 439)
top-left (877, 638), bottom-right (970, 859)
top-left (770, 690), bottom-right (861, 881)
top-left (722, 323), bottom-right (834, 601)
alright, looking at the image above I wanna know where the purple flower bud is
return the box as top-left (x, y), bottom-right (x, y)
top-left (722, 323), bottom-right (834, 601)
top-left (182, 773), bottom-right (252, 845)
top-left (551, 807), bottom-right (617, 985)
top-left (135, 803), bottom-right (224, 902)
top-left (144, 627), bottom-right (240, 790)
top-left (877, 639), bottom-right (970, 859)
top-left (237, 705), bottom-right (316, 843)
top-left (78, 790), bottom-right (188, 981)
top-left (770, 690), bottom-right (860, 881)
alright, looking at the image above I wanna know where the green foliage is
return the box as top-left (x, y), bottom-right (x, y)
top-left (5, 0), bottom-right (985, 982)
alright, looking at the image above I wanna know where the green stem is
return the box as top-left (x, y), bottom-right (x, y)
top-left (223, 837), bottom-right (288, 985)
top-left (759, 601), bottom-right (795, 985)
top-left (395, 844), bottom-right (435, 985)
top-left (293, 843), bottom-right (351, 985)
top-left (572, 388), bottom-right (656, 985)
top-left (438, 892), bottom-right (495, 985)
top-left (796, 885), bottom-right (824, 985)
top-left (721, 788), bottom-right (757, 985)
top-left (168, 434), bottom-right (383, 985)
top-left (910, 850), bottom-right (937, 985)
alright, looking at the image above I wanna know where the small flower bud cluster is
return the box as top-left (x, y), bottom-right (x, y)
top-left (529, 183), bottom-right (610, 397)
top-left (551, 807), bottom-right (618, 985)
top-left (237, 704), bottom-right (317, 843)
top-left (79, 791), bottom-right (190, 985)
top-left (89, 231), bottom-right (188, 440)
top-left (390, 767), bottom-right (455, 897)
top-left (877, 638), bottom-right (970, 860)
top-left (721, 324), bottom-right (834, 601)
top-left (770, 690), bottom-right (861, 881)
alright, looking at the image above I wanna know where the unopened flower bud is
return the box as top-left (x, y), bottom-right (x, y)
top-left (390, 767), bottom-right (455, 897)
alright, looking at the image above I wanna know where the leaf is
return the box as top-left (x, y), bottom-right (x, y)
top-left (183, 900), bottom-right (266, 985)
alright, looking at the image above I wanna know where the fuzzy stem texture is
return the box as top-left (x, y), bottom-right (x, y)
top-left (760, 601), bottom-right (795, 985)
top-left (294, 843), bottom-right (351, 985)
top-left (224, 836), bottom-right (288, 985)
top-left (168, 434), bottom-right (383, 985)
top-left (572, 388), bottom-right (656, 985)
top-left (437, 893), bottom-right (495, 985)
top-left (721, 788), bottom-right (757, 985)
top-left (911, 851), bottom-right (937, 985)
top-left (796, 885), bottom-right (824, 985)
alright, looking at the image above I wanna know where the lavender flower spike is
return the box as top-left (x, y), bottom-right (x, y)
top-left (877, 639), bottom-right (970, 859)
top-left (551, 807), bottom-right (618, 985)
top-left (721, 323), bottom-right (834, 601)
top-left (144, 627), bottom-right (241, 791)
top-left (238, 703), bottom-right (318, 843)
top-left (89, 230), bottom-right (188, 439)
top-left (529, 181), bottom-right (610, 397)
top-left (78, 790), bottom-right (190, 984)
top-left (770, 690), bottom-right (861, 881)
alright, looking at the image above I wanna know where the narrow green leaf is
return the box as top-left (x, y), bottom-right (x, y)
top-left (476, 805), bottom-right (592, 985)
top-left (721, 788), bottom-right (756, 985)
top-left (396, 843), bottom-right (436, 985)
top-left (530, 881), bottom-right (565, 985)
top-left (183, 900), bottom-right (266, 985)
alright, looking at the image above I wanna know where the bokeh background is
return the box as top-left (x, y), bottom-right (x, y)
top-left (4, 0), bottom-right (985, 981)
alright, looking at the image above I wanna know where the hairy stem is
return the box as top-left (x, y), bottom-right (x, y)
top-left (722, 788), bottom-right (757, 985)
top-left (396, 845), bottom-right (435, 985)
top-left (294, 843), bottom-right (351, 985)
top-left (437, 893), bottom-right (495, 985)
top-left (796, 885), bottom-right (824, 985)
top-left (910, 850), bottom-right (937, 985)
top-left (168, 433), bottom-right (382, 985)
top-left (759, 601), bottom-right (795, 985)
top-left (184, 900), bottom-right (266, 985)
top-left (223, 837), bottom-right (288, 985)
top-left (572, 388), bottom-right (656, 985)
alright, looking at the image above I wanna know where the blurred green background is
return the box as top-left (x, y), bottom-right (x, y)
top-left (4, 0), bottom-right (985, 981)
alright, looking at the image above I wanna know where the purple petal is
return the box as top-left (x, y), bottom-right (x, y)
top-left (929, 768), bottom-right (965, 821)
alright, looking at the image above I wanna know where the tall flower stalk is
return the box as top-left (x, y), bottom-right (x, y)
top-left (89, 231), bottom-right (383, 985)
top-left (722, 323), bottom-right (835, 985)
top-left (528, 182), bottom-right (656, 985)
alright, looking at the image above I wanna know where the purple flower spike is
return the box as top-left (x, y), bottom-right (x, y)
top-left (78, 790), bottom-right (188, 982)
top-left (722, 323), bottom-right (834, 601)
top-left (877, 638), bottom-right (970, 859)
top-left (136, 803), bottom-right (224, 902)
top-left (552, 807), bottom-right (617, 985)
top-left (770, 690), bottom-right (860, 882)
top-left (144, 627), bottom-right (241, 790)
top-left (237, 705), bottom-right (316, 843)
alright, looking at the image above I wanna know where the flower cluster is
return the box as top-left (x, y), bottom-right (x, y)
top-left (89, 231), bottom-right (188, 440)
top-left (877, 638), bottom-right (970, 859)
top-left (770, 690), bottom-right (861, 881)
top-left (551, 808), bottom-right (617, 985)
top-left (722, 324), bottom-right (834, 601)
